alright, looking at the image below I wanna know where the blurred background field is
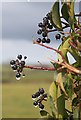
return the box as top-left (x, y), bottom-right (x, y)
top-left (2, 64), bottom-right (54, 118)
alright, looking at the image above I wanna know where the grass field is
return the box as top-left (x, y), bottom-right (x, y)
top-left (2, 83), bottom-right (51, 118)
top-left (2, 64), bottom-right (54, 118)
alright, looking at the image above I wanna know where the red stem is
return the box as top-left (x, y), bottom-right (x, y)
top-left (24, 65), bottom-right (55, 71)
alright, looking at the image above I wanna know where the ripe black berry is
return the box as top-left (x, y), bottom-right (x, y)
top-left (47, 24), bottom-right (53, 29)
top-left (36, 38), bottom-right (41, 43)
top-left (43, 17), bottom-right (48, 25)
top-left (55, 34), bottom-right (61, 40)
top-left (35, 91), bottom-right (40, 97)
top-left (43, 93), bottom-right (47, 98)
top-left (42, 38), bottom-right (46, 43)
top-left (16, 73), bottom-right (21, 78)
top-left (17, 54), bottom-right (22, 60)
top-left (46, 12), bottom-right (50, 20)
top-left (39, 88), bottom-right (45, 94)
top-left (46, 38), bottom-right (50, 43)
top-left (39, 103), bottom-right (44, 109)
top-left (32, 94), bottom-right (36, 99)
top-left (10, 60), bottom-right (15, 65)
top-left (21, 61), bottom-right (25, 67)
top-left (12, 64), bottom-right (17, 70)
top-left (24, 56), bottom-right (27, 59)
top-left (42, 32), bottom-right (47, 37)
top-left (38, 22), bottom-right (43, 28)
top-left (37, 29), bottom-right (42, 35)
top-left (33, 101), bottom-right (38, 106)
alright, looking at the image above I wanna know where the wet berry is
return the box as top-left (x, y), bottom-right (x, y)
top-left (10, 60), bottom-right (15, 65)
top-left (17, 54), bottom-right (22, 60)
top-left (16, 73), bottom-right (21, 78)
top-left (37, 29), bottom-right (42, 35)
top-left (24, 56), bottom-right (27, 59)
top-left (12, 64), bottom-right (17, 70)
top-left (55, 34), bottom-right (61, 39)
top-left (42, 38), bottom-right (46, 43)
top-left (39, 103), bottom-right (44, 109)
top-left (43, 93), bottom-right (47, 98)
top-left (46, 38), bottom-right (50, 43)
top-left (42, 32), bottom-right (47, 37)
top-left (47, 24), bottom-right (53, 29)
top-left (38, 22), bottom-right (43, 27)
top-left (46, 12), bottom-right (50, 20)
top-left (32, 94), bottom-right (36, 99)
top-left (43, 17), bottom-right (48, 25)
top-left (35, 91), bottom-right (40, 97)
top-left (33, 101), bottom-right (38, 106)
top-left (21, 61), bottom-right (25, 67)
top-left (36, 38), bottom-right (41, 43)
top-left (39, 88), bottom-right (45, 94)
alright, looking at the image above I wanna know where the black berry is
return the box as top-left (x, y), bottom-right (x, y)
top-left (17, 54), bottom-right (22, 60)
top-left (16, 73), bottom-right (21, 78)
top-left (39, 88), bottom-right (45, 94)
top-left (36, 38), bottom-right (41, 43)
top-left (38, 22), bottom-right (43, 28)
top-left (43, 17), bottom-right (48, 25)
top-left (21, 61), bottom-right (25, 67)
top-left (46, 12), bottom-right (50, 20)
top-left (24, 56), bottom-right (27, 59)
top-left (37, 29), bottom-right (42, 35)
top-left (10, 60), bottom-right (15, 65)
top-left (42, 38), bottom-right (46, 43)
top-left (55, 34), bottom-right (61, 40)
top-left (47, 24), bottom-right (53, 29)
top-left (46, 38), bottom-right (50, 43)
top-left (43, 93), bottom-right (47, 98)
top-left (32, 94), bottom-right (36, 99)
top-left (39, 103), bottom-right (44, 109)
top-left (12, 64), bottom-right (17, 70)
top-left (42, 32), bottom-right (47, 37)
top-left (33, 101), bottom-right (38, 106)
top-left (35, 91), bottom-right (40, 97)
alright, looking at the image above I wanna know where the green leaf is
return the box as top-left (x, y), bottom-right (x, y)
top-left (73, 107), bottom-right (79, 119)
top-left (48, 95), bottom-right (57, 118)
top-left (58, 36), bottom-right (71, 62)
top-left (49, 81), bottom-right (57, 101)
top-left (61, 3), bottom-right (69, 22)
top-left (51, 1), bottom-right (62, 30)
top-left (40, 110), bottom-right (49, 116)
top-left (57, 94), bottom-right (68, 118)
top-left (56, 73), bottom-right (68, 97)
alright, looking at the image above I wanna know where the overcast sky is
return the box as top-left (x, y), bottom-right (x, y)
top-left (1, 2), bottom-right (80, 64)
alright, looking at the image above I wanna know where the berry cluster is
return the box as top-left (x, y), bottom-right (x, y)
top-left (32, 88), bottom-right (47, 109)
top-left (10, 54), bottom-right (27, 80)
top-left (36, 12), bottom-right (53, 44)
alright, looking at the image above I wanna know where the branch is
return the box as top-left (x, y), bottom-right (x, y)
top-left (33, 41), bottom-right (66, 62)
top-left (51, 59), bottom-right (81, 74)
top-left (24, 65), bottom-right (55, 71)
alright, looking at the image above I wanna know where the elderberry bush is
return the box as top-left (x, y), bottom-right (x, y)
top-left (10, 54), bottom-right (27, 80)
top-left (32, 88), bottom-right (47, 110)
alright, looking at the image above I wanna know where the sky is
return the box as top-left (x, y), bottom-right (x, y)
top-left (1, 1), bottom-right (80, 64)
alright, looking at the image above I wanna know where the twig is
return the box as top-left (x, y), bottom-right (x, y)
top-left (51, 59), bottom-right (81, 74)
top-left (24, 65), bottom-right (55, 71)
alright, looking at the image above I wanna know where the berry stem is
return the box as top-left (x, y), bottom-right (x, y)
top-left (48, 25), bottom-right (70, 33)
top-left (24, 65), bottom-right (55, 71)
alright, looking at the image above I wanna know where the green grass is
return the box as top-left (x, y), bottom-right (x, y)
top-left (2, 64), bottom-right (54, 118)
top-left (2, 83), bottom-right (51, 118)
